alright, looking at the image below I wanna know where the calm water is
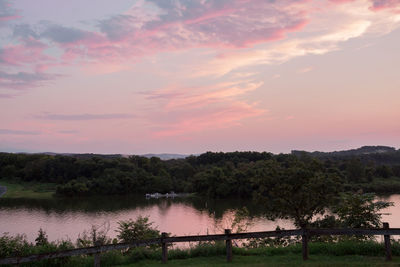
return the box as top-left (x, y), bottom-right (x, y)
top-left (1, 195), bottom-right (400, 243)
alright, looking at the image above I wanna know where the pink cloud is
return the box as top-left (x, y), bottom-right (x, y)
top-left (152, 101), bottom-right (266, 137)
top-left (329, 0), bottom-right (355, 3)
top-left (0, 70), bottom-right (60, 90)
top-left (369, 0), bottom-right (400, 11)
top-left (142, 78), bottom-right (266, 137)
top-left (2, 0), bottom-right (400, 94)
top-left (0, 36), bottom-right (60, 90)
top-left (139, 0), bottom-right (310, 48)
top-left (330, 0), bottom-right (400, 11)
top-left (145, 80), bottom-right (263, 111)
top-left (28, 0), bottom-right (311, 67)
top-left (0, 0), bottom-right (19, 23)
top-left (0, 38), bottom-right (53, 66)
top-left (0, 15), bottom-right (20, 21)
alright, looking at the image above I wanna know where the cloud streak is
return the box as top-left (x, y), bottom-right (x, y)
top-left (0, 70), bottom-right (59, 90)
top-left (152, 101), bottom-right (266, 137)
top-left (36, 113), bottom-right (135, 121)
top-left (0, 0), bottom-right (19, 23)
top-left (0, 129), bottom-right (40, 135)
top-left (192, 18), bottom-right (375, 77)
top-left (142, 78), bottom-right (266, 136)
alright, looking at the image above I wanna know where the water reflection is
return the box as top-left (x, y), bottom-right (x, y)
top-left (0, 195), bottom-right (270, 218)
top-left (1, 195), bottom-right (398, 243)
top-left (0, 195), bottom-right (292, 243)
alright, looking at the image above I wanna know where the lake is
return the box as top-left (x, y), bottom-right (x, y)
top-left (1, 194), bottom-right (399, 244)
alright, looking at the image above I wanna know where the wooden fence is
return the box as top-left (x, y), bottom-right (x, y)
top-left (1, 222), bottom-right (399, 266)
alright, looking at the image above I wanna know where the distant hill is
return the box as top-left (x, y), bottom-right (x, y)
top-left (141, 153), bottom-right (189, 160)
top-left (291, 146), bottom-right (400, 165)
top-left (6, 146), bottom-right (398, 162)
top-left (37, 152), bottom-right (124, 159)
top-left (292, 146), bottom-right (396, 157)
top-left (35, 152), bottom-right (189, 160)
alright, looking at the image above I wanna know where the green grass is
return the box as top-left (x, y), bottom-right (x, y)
top-left (114, 241), bottom-right (400, 266)
top-left (118, 254), bottom-right (400, 266)
top-left (4, 241), bottom-right (400, 266)
top-left (117, 254), bottom-right (400, 266)
top-left (79, 242), bottom-right (400, 266)
top-left (0, 179), bottom-right (56, 199)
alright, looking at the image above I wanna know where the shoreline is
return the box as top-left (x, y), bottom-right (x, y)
top-left (0, 185), bottom-right (6, 197)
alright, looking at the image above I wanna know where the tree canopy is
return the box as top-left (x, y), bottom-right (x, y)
top-left (0, 149), bottom-right (400, 197)
top-left (252, 158), bottom-right (342, 228)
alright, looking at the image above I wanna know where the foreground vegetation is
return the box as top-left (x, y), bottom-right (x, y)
top-left (119, 254), bottom-right (400, 267)
top-left (3, 239), bottom-right (400, 266)
top-left (0, 146), bottom-right (399, 198)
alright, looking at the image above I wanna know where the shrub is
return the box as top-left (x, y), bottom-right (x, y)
top-left (116, 216), bottom-right (160, 243)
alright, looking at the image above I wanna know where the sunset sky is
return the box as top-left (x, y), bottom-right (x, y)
top-left (0, 0), bottom-right (399, 154)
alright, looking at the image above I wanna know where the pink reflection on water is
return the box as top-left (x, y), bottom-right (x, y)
top-left (379, 195), bottom-right (400, 227)
top-left (0, 201), bottom-right (292, 243)
top-left (3, 195), bottom-right (399, 244)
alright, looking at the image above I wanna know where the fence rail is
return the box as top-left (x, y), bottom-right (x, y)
top-left (0, 222), bottom-right (398, 266)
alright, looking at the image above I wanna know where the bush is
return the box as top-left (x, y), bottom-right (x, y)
top-left (76, 223), bottom-right (111, 247)
top-left (35, 228), bottom-right (49, 246)
top-left (116, 216), bottom-right (160, 243)
top-left (0, 233), bottom-right (31, 258)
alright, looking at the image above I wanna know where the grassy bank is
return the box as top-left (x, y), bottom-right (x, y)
top-left (6, 241), bottom-right (400, 267)
top-left (118, 254), bottom-right (400, 266)
top-left (0, 179), bottom-right (56, 199)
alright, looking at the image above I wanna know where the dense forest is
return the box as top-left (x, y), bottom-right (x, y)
top-left (0, 146), bottom-right (400, 197)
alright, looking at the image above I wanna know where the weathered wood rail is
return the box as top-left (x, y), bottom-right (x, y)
top-left (1, 222), bottom-right (399, 266)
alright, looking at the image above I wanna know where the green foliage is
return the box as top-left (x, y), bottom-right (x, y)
top-left (231, 207), bottom-right (252, 233)
top-left (252, 157), bottom-right (342, 228)
top-left (116, 216), bottom-right (160, 243)
top-left (346, 158), bottom-right (366, 182)
top-left (244, 226), bottom-right (301, 248)
top-left (0, 233), bottom-right (30, 258)
top-left (1, 149), bottom-right (400, 198)
top-left (4, 228), bottom-right (400, 266)
top-left (0, 232), bottom-right (74, 266)
top-left (76, 223), bottom-right (111, 247)
top-left (333, 192), bottom-right (393, 229)
top-left (35, 228), bottom-right (49, 246)
top-left (347, 178), bottom-right (400, 194)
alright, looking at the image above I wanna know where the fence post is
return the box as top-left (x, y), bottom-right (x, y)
top-left (302, 228), bottom-right (309, 261)
top-left (94, 241), bottom-right (101, 267)
top-left (161, 232), bottom-right (168, 264)
top-left (383, 222), bottom-right (392, 261)
top-left (225, 229), bottom-right (232, 262)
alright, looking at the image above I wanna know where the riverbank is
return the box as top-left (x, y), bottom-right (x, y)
top-left (0, 185), bottom-right (6, 197)
top-left (119, 254), bottom-right (400, 266)
top-left (0, 179), bottom-right (55, 199)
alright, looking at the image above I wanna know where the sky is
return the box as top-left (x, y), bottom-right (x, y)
top-left (0, 0), bottom-right (399, 154)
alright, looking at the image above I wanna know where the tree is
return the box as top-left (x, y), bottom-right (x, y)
top-left (334, 192), bottom-right (393, 228)
top-left (253, 159), bottom-right (342, 228)
top-left (116, 216), bottom-right (160, 243)
top-left (346, 158), bottom-right (366, 182)
top-left (310, 192), bottom-right (393, 241)
top-left (35, 228), bottom-right (49, 246)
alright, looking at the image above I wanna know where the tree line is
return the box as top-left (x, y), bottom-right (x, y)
top-left (0, 148), bottom-right (400, 198)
